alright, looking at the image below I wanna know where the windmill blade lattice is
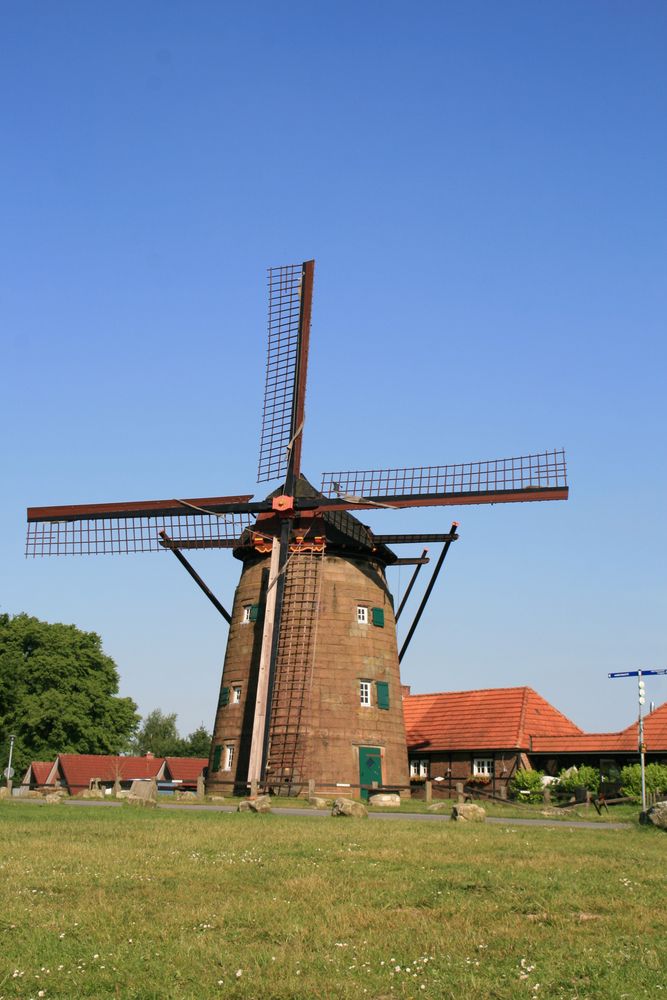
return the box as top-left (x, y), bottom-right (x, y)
top-left (26, 510), bottom-right (254, 557)
top-left (257, 263), bottom-right (307, 483)
top-left (321, 449), bottom-right (567, 503)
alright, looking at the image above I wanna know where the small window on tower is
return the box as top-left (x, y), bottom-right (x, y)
top-left (357, 606), bottom-right (369, 625)
top-left (232, 685), bottom-right (242, 704)
top-left (242, 604), bottom-right (259, 623)
top-left (359, 680), bottom-right (371, 707)
top-left (223, 745), bottom-right (235, 771)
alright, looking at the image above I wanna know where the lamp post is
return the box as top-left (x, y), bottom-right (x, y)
top-left (3, 734), bottom-right (16, 795)
top-left (608, 668), bottom-right (667, 813)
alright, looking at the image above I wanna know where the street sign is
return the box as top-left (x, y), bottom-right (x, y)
top-left (3, 767), bottom-right (14, 779)
top-left (608, 669), bottom-right (667, 678)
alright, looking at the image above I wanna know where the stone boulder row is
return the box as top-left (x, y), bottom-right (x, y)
top-left (641, 801), bottom-right (667, 830)
top-left (368, 793), bottom-right (401, 807)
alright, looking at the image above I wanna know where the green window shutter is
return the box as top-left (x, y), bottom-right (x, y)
top-left (376, 681), bottom-right (390, 710)
top-left (372, 607), bottom-right (385, 628)
top-left (249, 604), bottom-right (259, 622)
top-left (212, 745), bottom-right (222, 771)
top-left (218, 686), bottom-right (230, 708)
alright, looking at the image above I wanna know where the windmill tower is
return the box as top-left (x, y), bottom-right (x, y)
top-left (26, 259), bottom-right (569, 798)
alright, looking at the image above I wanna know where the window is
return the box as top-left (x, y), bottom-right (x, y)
top-left (232, 685), bottom-right (242, 704)
top-left (212, 745), bottom-right (222, 772)
top-left (359, 680), bottom-right (371, 707)
top-left (218, 686), bottom-right (230, 708)
top-left (376, 680), bottom-right (390, 710)
top-left (410, 759), bottom-right (429, 778)
top-left (223, 745), bottom-right (235, 771)
top-left (242, 605), bottom-right (259, 623)
top-left (372, 607), bottom-right (385, 628)
top-left (473, 758), bottom-right (493, 777)
top-left (357, 606), bottom-right (369, 625)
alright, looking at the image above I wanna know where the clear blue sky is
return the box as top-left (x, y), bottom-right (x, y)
top-left (2, 2), bottom-right (665, 738)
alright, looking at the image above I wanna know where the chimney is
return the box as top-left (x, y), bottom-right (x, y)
top-left (144, 751), bottom-right (154, 758)
top-left (401, 684), bottom-right (411, 699)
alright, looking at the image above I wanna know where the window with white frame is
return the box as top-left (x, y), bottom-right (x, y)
top-left (410, 759), bottom-right (429, 778)
top-left (242, 606), bottom-right (252, 624)
top-left (359, 680), bottom-right (371, 707)
top-left (223, 744), bottom-right (235, 771)
top-left (473, 757), bottom-right (493, 777)
top-left (356, 605), bottom-right (369, 625)
top-left (232, 685), bottom-right (242, 704)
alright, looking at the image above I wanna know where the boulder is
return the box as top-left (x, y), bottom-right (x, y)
top-left (238, 795), bottom-right (272, 813)
top-left (45, 792), bottom-right (62, 805)
top-left (451, 803), bottom-right (486, 822)
top-left (368, 793), bottom-right (401, 808)
top-left (115, 789), bottom-right (130, 800)
top-left (331, 797), bottom-right (368, 819)
top-left (81, 788), bottom-right (104, 800)
top-left (641, 801), bottom-right (667, 830)
top-left (427, 801), bottom-right (449, 812)
top-left (0, 786), bottom-right (9, 800)
top-left (127, 779), bottom-right (157, 807)
top-left (308, 796), bottom-right (329, 809)
top-left (175, 791), bottom-right (198, 802)
top-left (208, 795), bottom-right (225, 802)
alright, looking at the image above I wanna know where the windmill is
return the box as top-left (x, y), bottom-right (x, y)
top-left (26, 259), bottom-right (569, 798)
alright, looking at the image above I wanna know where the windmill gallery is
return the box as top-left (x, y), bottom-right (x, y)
top-left (26, 261), bottom-right (569, 798)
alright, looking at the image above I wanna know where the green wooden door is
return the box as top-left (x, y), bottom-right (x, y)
top-left (359, 746), bottom-right (382, 801)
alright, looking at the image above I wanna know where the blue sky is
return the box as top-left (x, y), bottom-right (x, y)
top-left (2, 2), bottom-right (665, 738)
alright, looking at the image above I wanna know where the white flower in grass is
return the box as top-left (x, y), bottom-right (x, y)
top-left (235, 970), bottom-right (243, 979)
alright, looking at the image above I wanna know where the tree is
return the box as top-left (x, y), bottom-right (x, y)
top-left (132, 709), bottom-right (184, 757)
top-left (183, 725), bottom-right (211, 758)
top-left (131, 711), bottom-right (211, 759)
top-left (0, 613), bottom-right (139, 781)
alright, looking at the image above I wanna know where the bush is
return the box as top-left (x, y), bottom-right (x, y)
top-left (509, 769), bottom-right (544, 803)
top-left (620, 763), bottom-right (667, 802)
top-left (557, 765), bottom-right (600, 794)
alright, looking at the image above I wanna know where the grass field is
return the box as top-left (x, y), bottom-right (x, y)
top-left (0, 803), bottom-right (664, 1000)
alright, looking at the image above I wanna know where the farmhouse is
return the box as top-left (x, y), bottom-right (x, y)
top-left (403, 686), bottom-right (667, 795)
top-left (403, 686), bottom-right (582, 795)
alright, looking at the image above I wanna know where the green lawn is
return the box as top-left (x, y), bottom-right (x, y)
top-left (0, 802), bottom-right (664, 999)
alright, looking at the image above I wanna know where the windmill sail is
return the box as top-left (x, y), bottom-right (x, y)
top-left (257, 260), bottom-right (314, 486)
top-left (25, 496), bottom-right (255, 556)
top-left (320, 449), bottom-right (568, 508)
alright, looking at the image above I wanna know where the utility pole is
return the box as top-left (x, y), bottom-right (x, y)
top-left (608, 668), bottom-right (667, 813)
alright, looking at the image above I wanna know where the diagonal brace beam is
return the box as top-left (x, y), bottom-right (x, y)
top-left (159, 531), bottom-right (232, 624)
top-left (398, 524), bottom-right (459, 664)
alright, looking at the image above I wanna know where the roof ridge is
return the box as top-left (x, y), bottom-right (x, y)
top-left (405, 685), bottom-right (531, 699)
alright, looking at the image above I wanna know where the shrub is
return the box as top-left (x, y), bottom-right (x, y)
top-left (509, 768), bottom-right (544, 803)
top-left (620, 763), bottom-right (667, 802)
top-left (557, 765), bottom-right (600, 794)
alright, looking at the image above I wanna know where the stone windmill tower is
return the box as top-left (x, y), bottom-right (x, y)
top-left (26, 260), bottom-right (569, 797)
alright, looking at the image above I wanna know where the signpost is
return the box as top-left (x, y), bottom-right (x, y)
top-left (608, 669), bottom-right (667, 812)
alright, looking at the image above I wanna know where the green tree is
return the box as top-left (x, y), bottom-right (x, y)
top-left (0, 612), bottom-right (139, 781)
top-left (132, 709), bottom-right (184, 757)
top-left (183, 725), bottom-right (211, 758)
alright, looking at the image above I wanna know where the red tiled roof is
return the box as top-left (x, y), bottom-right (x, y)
top-left (531, 701), bottom-right (667, 753)
top-left (55, 754), bottom-right (166, 790)
top-left (403, 686), bottom-right (582, 752)
top-left (22, 761), bottom-right (54, 786)
top-left (164, 757), bottom-right (208, 782)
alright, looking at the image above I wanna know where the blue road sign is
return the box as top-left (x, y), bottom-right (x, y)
top-left (608, 669), bottom-right (667, 678)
